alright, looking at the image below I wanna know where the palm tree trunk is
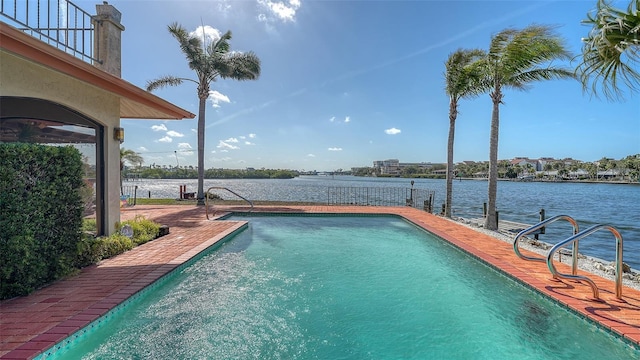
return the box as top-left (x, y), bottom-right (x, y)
top-left (484, 88), bottom-right (501, 230)
top-left (445, 97), bottom-right (457, 218)
top-left (196, 96), bottom-right (206, 205)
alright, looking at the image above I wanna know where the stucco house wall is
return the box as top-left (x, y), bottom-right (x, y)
top-left (1, 50), bottom-right (122, 233)
top-left (1, 3), bottom-right (193, 235)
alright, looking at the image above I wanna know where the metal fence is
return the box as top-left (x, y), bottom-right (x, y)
top-left (120, 185), bottom-right (137, 207)
top-left (327, 186), bottom-right (435, 212)
top-left (1, 0), bottom-right (97, 63)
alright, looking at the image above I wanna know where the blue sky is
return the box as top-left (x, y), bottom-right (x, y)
top-left (93, 0), bottom-right (638, 171)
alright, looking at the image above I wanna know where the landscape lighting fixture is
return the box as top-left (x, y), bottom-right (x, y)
top-left (114, 127), bottom-right (125, 143)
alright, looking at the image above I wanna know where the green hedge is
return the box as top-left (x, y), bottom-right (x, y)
top-left (0, 143), bottom-right (84, 299)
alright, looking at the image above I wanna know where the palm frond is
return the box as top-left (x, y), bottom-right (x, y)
top-left (168, 22), bottom-right (206, 71)
top-left (215, 51), bottom-right (262, 81)
top-left (444, 48), bottom-right (488, 100)
top-left (146, 76), bottom-right (186, 92)
top-left (120, 148), bottom-right (144, 167)
top-left (488, 25), bottom-right (574, 89)
top-left (508, 68), bottom-right (576, 90)
top-left (578, 0), bottom-right (640, 99)
top-left (148, 23), bottom-right (261, 102)
top-left (209, 30), bottom-right (232, 55)
top-left (488, 28), bottom-right (519, 62)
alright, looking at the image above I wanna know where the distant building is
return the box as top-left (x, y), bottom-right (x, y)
top-left (373, 159), bottom-right (400, 175)
top-left (373, 159), bottom-right (439, 175)
top-left (510, 157), bottom-right (538, 171)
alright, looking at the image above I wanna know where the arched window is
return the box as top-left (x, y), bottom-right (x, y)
top-left (0, 96), bottom-right (106, 234)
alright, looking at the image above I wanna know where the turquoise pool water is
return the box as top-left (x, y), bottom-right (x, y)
top-left (48, 215), bottom-right (638, 359)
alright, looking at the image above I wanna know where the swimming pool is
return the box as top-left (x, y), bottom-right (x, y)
top-left (45, 215), bottom-right (638, 359)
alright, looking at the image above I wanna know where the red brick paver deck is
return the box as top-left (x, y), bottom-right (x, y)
top-left (1, 205), bottom-right (639, 359)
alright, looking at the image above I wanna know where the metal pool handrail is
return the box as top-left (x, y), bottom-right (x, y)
top-left (513, 215), bottom-right (579, 272)
top-left (546, 224), bottom-right (624, 300)
top-left (205, 187), bottom-right (254, 220)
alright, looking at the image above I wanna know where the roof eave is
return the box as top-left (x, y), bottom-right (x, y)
top-left (0, 22), bottom-right (195, 120)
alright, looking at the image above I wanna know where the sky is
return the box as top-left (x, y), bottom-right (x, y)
top-left (83, 0), bottom-right (638, 171)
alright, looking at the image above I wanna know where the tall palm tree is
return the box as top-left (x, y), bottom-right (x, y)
top-left (120, 148), bottom-right (144, 172)
top-left (120, 148), bottom-right (143, 188)
top-left (147, 23), bottom-right (261, 205)
top-left (443, 49), bottom-right (485, 218)
top-left (472, 25), bottom-right (575, 230)
top-left (579, 0), bottom-right (640, 99)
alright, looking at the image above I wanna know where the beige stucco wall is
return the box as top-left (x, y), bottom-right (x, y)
top-left (1, 50), bottom-right (123, 235)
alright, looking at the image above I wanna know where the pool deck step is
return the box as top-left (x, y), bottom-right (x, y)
top-left (1, 205), bottom-right (639, 359)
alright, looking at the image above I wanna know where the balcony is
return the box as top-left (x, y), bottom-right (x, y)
top-left (0, 0), bottom-right (97, 63)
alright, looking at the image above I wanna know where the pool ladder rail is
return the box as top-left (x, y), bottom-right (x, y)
top-left (205, 187), bottom-right (254, 220)
top-left (513, 215), bottom-right (624, 300)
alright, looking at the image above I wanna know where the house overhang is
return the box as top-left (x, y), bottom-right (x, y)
top-left (0, 22), bottom-right (195, 120)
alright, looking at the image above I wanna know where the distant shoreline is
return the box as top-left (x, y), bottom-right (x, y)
top-left (455, 177), bottom-right (640, 185)
top-left (123, 175), bottom-right (640, 185)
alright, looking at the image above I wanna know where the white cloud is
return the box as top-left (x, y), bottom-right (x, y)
top-left (151, 124), bottom-right (168, 131)
top-left (245, 141), bottom-right (255, 145)
top-left (189, 25), bottom-right (221, 45)
top-left (223, 137), bottom-right (239, 143)
top-left (385, 128), bottom-right (401, 135)
top-left (209, 90), bottom-right (231, 108)
top-left (328, 147), bottom-right (342, 151)
top-left (307, 154), bottom-right (315, 157)
top-left (158, 136), bottom-right (172, 143)
top-left (217, 140), bottom-right (240, 150)
top-left (167, 130), bottom-right (184, 138)
top-left (330, 116), bottom-right (350, 123)
top-left (249, 133), bottom-right (257, 138)
top-left (138, 146), bottom-right (148, 152)
top-left (217, 0), bottom-right (233, 16)
top-left (178, 143), bottom-right (194, 155)
top-left (258, 0), bottom-right (301, 22)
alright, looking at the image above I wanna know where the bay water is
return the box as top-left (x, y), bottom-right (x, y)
top-left (124, 176), bottom-right (640, 269)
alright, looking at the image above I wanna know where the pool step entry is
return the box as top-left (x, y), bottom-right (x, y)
top-left (513, 216), bottom-right (624, 300)
top-left (205, 187), bottom-right (254, 220)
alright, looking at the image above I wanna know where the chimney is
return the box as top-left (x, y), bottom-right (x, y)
top-left (93, 2), bottom-right (125, 77)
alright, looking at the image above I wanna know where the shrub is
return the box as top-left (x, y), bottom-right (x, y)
top-left (99, 234), bottom-right (135, 259)
top-left (82, 218), bottom-right (97, 233)
top-left (74, 216), bottom-right (162, 268)
top-left (0, 235), bottom-right (44, 297)
top-left (120, 215), bottom-right (160, 245)
top-left (74, 234), bottom-right (103, 268)
top-left (1, 143), bottom-right (84, 299)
